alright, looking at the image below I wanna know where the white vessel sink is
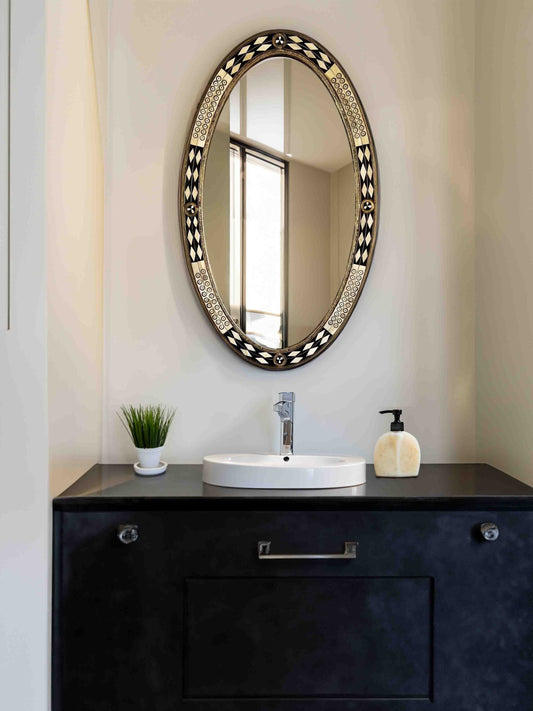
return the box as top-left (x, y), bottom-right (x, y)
top-left (202, 453), bottom-right (366, 489)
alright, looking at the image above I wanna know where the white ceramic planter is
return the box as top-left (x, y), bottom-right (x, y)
top-left (136, 446), bottom-right (164, 470)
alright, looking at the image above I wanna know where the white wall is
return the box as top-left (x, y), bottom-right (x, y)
top-left (0, 2), bottom-right (49, 710)
top-left (47, 0), bottom-right (104, 497)
top-left (475, 0), bottom-right (533, 485)
top-left (102, 0), bottom-right (476, 464)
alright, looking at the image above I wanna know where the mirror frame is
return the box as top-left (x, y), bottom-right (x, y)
top-left (179, 29), bottom-right (379, 370)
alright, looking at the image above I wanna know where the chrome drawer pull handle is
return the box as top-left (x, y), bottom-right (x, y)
top-left (258, 541), bottom-right (357, 560)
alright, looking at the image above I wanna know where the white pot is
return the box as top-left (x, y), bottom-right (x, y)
top-left (136, 446), bottom-right (164, 470)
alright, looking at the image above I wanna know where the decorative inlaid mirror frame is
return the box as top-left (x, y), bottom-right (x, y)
top-left (179, 30), bottom-right (379, 370)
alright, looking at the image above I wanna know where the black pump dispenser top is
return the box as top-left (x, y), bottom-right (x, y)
top-left (379, 409), bottom-right (404, 432)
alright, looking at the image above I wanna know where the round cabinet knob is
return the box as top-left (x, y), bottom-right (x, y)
top-left (117, 524), bottom-right (139, 545)
top-left (480, 522), bottom-right (499, 541)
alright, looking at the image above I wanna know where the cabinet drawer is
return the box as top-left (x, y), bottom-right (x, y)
top-left (172, 509), bottom-right (497, 577)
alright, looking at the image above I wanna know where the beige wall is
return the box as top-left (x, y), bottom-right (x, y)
top-left (0, 2), bottom-right (49, 709)
top-left (288, 159), bottom-right (331, 344)
top-left (101, 0), bottom-right (476, 464)
top-left (0, 0), bottom-right (8, 329)
top-left (288, 58), bottom-right (351, 172)
top-left (475, 0), bottom-right (533, 484)
top-left (204, 123), bottom-right (230, 305)
top-left (330, 162), bottom-right (356, 301)
top-left (47, 0), bottom-right (104, 497)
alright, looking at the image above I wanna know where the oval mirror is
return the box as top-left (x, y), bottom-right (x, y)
top-left (180, 30), bottom-right (378, 369)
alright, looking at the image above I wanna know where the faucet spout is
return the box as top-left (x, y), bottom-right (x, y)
top-left (273, 392), bottom-right (295, 456)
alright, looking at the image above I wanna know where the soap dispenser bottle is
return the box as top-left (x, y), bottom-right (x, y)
top-left (374, 409), bottom-right (420, 478)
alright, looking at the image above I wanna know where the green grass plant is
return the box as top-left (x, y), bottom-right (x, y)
top-left (118, 404), bottom-right (176, 449)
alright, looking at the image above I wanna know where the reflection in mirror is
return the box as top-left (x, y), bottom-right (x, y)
top-left (204, 57), bottom-right (355, 349)
top-left (0, 0), bottom-right (9, 330)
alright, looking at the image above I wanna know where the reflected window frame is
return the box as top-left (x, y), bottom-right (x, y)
top-left (229, 137), bottom-right (289, 349)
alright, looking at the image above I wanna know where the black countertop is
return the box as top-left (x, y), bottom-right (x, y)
top-left (53, 463), bottom-right (533, 511)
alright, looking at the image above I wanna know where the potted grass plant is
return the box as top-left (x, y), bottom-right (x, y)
top-left (118, 404), bottom-right (176, 475)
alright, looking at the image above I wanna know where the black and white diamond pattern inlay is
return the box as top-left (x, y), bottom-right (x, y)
top-left (285, 35), bottom-right (333, 71)
top-left (184, 145), bottom-right (202, 204)
top-left (225, 330), bottom-right (276, 365)
top-left (224, 35), bottom-right (272, 75)
top-left (186, 214), bottom-right (202, 262)
top-left (285, 330), bottom-right (332, 365)
top-left (355, 145), bottom-right (375, 267)
top-left (221, 32), bottom-right (335, 77)
top-left (222, 328), bottom-right (333, 367)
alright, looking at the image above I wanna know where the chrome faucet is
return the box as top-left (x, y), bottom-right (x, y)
top-left (273, 392), bottom-right (295, 456)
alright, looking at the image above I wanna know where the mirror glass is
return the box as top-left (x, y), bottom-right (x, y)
top-left (204, 57), bottom-right (355, 349)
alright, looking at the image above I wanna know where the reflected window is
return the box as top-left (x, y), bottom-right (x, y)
top-left (229, 140), bottom-right (287, 348)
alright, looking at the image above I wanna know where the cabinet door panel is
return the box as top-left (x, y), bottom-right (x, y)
top-left (54, 511), bottom-right (182, 711)
top-left (185, 576), bottom-right (432, 699)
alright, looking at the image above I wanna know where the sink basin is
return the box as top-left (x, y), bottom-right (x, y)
top-left (202, 454), bottom-right (366, 489)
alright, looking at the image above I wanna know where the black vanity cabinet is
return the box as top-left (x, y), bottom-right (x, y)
top-left (53, 464), bottom-right (533, 711)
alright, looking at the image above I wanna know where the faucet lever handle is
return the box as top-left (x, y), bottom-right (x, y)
top-left (273, 401), bottom-right (291, 419)
top-left (278, 391), bottom-right (295, 402)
